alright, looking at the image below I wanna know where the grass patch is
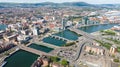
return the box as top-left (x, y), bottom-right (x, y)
top-left (100, 30), bottom-right (116, 35)
top-left (117, 47), bottom-right (120, 52)
top-left (113, 58), bottom-right (119, 62)
top-left (49, 56), bottom-right (60, 62)
top-left (103, 43), bottom-right (111, 49)
top-left (96, 40), bottom-right (111, 49)
top-left (106, 38), bottom-right (120, 44)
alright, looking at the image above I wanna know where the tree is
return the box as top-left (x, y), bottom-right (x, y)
top-left (50, 56), bottom-right (59, 62)
top-left (61, 59), bottom-right (68, 67)
top-left (113, 58), bottom-right (119, 62)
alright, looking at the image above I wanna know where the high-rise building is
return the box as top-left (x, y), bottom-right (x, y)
top-left (61, 18), bottom-right (66, 30)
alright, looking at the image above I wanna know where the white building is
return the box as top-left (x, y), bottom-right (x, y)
top-left (32, 27), bottom-right (39, 35)
top-left (17, 35), bottom-right (26, 41)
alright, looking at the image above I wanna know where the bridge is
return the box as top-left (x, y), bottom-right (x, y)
top-left (49, 35), bottom-right (73, 42)
top-left (15, 44), bottom-right (53, 56)
top-left (68, 28), bottom-right (99, 40)
top-left (34, 41), bottom-right (60, 49)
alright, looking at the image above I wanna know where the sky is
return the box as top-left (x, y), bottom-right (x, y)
top-left (0, 0), bottom-right (120, 4)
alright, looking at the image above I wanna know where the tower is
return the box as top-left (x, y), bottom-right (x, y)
top-left (61, 18), bottom-right (66, 30)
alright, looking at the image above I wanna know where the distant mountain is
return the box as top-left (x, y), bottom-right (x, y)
top-left (1, 2), bottom-right (119, 8)
top-left (98, 4), bottom-right (120, 8)
top-left (62, 2), bottom-right (92, 6)
top-left (0, 2), bottom-right (93, 8)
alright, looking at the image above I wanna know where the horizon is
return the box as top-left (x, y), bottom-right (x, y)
top-left (0, 0), bottom-right (120, 4)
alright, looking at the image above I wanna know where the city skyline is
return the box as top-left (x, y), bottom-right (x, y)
top-left (0, 0), bottom-right (120, 4)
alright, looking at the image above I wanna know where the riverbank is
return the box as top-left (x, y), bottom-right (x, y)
top-left (0, 47), bottom-right (20, 67)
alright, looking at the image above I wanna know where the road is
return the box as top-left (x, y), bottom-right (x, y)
top-left (68, 28), bottom-right (99, 40)
top-left (68, 28), bottom-right (114, 67)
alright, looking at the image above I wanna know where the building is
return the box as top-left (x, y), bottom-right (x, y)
top-left (109, 45), bottom-right (117, 55)
top-left (31, 59), bottom-right (43, 67)
top-left (0, 31), bottom-right (5, 38)
top-left (31, 56), bottom-right (50, 67)
top-left (50, 63), bottom-right (60, 67)
top-left (32, 27), bottom-right (39, 35)
top-left (3, 34), bottom-right (18, 42)
top-left (61, 18), bottom-right (66, 30)
top-left (84, 43), bottom-right (105, 55)
top-left (82, 16), bottom-right (88, 25)
top-left (111, 25), bottom-right (120, 31)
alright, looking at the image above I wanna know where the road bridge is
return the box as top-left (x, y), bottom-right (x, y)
top-left (49, 35), bottom-right (73, 42)
top-left (68, 28), bottom-right (98, 40)
top-left (16, 44), bottom-right (53, 56)
top-left (34, 41), bottom-right (60, 49)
